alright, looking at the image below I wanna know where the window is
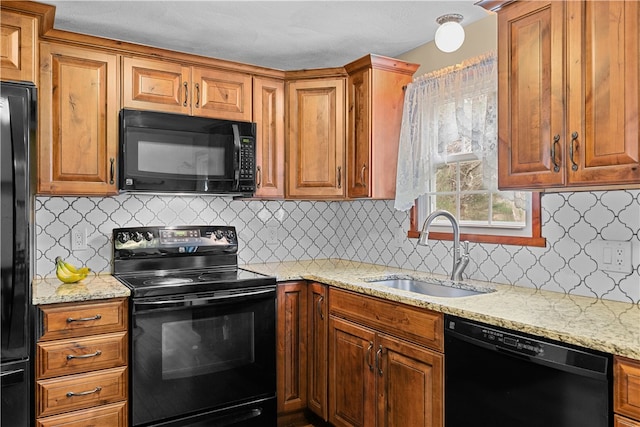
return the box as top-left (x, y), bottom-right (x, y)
top-left (396, 53), bottom-right (545, 247)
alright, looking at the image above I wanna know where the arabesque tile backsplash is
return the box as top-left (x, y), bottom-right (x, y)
top-left (35, 190), bottom-right (640, 304)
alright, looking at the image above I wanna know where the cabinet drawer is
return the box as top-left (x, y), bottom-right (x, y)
top-left (36, 366), bottom-right (127, 418)
top-left (37, 332), bottom-right (127, 379)
top-left (616, 415), bottom-right (640, 427)
top-left (36, 401), bottom-right (128, 427)
top-left (39, 299), bottom-right (127, 341)
top-left (615, 356), bottom-right (640, 420)
top-left (329, 288), bottom-right (443, 351)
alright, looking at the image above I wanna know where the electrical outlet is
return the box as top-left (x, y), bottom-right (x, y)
top-left (266, 223), bottom-right (279, 246)
top-left (599, 240), bottom-right (632, 273)
top-left (71, 227), bottom-right (88, 251)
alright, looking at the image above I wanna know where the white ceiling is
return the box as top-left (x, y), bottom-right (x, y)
top-left (42, 1), bottom-right (491, 70)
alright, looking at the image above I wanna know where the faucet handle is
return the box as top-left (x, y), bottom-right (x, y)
top-left (459, 240), bottom-right (470, 256)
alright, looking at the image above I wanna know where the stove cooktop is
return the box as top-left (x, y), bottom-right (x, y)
top-left (112, 225), bottom-right (275, 298)
top-left (115, 267), bottom-right (275, 298)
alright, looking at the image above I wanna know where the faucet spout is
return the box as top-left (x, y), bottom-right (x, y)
top-left (418, 210), bottom-right (468, 281)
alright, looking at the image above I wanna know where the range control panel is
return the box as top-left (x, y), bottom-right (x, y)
top-left (113, 225), bottom-right (238, 257)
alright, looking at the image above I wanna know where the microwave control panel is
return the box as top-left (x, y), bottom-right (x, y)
top-left (239, 136), bottom-right (255, 193)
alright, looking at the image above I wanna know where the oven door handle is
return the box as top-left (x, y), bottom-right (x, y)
top-left (134, 287), bottom-right (275, 310)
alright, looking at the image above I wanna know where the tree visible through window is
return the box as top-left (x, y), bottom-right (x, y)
top-left (396, 52), bottom-right (544, 246)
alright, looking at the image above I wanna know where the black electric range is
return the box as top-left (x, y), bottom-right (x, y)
top-left (112, 225), bottom-right (275, 298)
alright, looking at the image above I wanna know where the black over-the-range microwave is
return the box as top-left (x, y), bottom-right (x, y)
top-left (119, 109), bottom-right (257, 196)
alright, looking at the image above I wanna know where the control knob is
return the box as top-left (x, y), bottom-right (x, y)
top-left (117, 232), bottom-right (130, 243)
top-left (144, 231), bottom-right (154, 241)
top-left (132, 232), bottom-right (143, 242)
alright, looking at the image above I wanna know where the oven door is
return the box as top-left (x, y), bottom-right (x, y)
top-left (130, 286), bottom-right (276, 426)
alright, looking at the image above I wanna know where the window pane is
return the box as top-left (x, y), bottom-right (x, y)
top-left (459, 160), bottom-right (484, 191)
top-left (460, 193), bottom-right (489, 222)
top-left (435, 163), bottom-right (457, 192)
top-left (435, 194), bottom-right (456, 214)
top-left (492, 192), bottom-right (527, 224)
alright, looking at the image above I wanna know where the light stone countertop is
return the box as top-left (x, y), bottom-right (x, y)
top-left (32, 274), bottom-right (130, 305)
top-left (241, 258), bottom-right (640, 360)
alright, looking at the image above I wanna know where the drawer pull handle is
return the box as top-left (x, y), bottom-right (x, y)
top-left (367, 342), bottom-right (374, 371)
top-left (66, 386), bottom-right (102, 398)
top-left (360, 163), bottom-right (367, 187)
top-left (67, 350), bottom-right (102, 360)
top-left (317, 295), bottom-right (324, 320)
top-left (183, 82), bottom-right (189, 107)
top-left (66, 314), bottom-right (102, 323)
top-left (569, 131), bottom-right (579, 171)
top-left (376, 345), bottom-right (383, 376)
top-left (551, 134), bottom-right (560, 173)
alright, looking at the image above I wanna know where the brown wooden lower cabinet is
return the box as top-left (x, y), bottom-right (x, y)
top-left (615, 356), bottom-right (640, 425)
top-left (35, 401), bottom-right (128, 427)
top-left (307, 282), bottom-right (329, 421)
top-left (328, 288), bottom-right (443, 427)
top-left (616, 415), bottom-right (640, 427)
top-left (35, 298), bottom-right (129, 425)
top-left (277, 281), bottom-right (308, 414)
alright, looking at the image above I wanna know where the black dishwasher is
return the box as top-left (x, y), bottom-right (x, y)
top-left (444, 315), bottom-right (612, 427)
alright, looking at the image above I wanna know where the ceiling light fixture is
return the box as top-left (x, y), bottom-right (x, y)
top-left (435, 14), bottom-right (465, 53)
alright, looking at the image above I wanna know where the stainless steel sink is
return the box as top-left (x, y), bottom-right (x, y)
top-left (367, 278), bottom-right (491, 298)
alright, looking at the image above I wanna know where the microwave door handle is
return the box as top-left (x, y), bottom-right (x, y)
top-left (232, 124), bottom-right (240, 191)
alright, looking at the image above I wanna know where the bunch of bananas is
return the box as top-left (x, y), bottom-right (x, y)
top-left (55, 256), bottom-right (91, 283)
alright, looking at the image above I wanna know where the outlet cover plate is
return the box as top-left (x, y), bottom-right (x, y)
top-left (71, 227), bottom-right (88, 251)
top-left (599, 240), bottom-right (632, 274)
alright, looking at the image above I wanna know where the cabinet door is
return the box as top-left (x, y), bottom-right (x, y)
top-left (253, 76), bottom-right (285, 198)
top-left (615, 356), bottom-right (640, 420)
top-left (497, 1), bottom-right (566, 189)
top-left (192, 67), bottom-right (252, 121)
top-left (122, 56), bottom-right (190, 115)
top-left (0, 10), bottom-right (36, 83)
top-left (276, 282), bottom-right (307, 414)
top-left (376, 334), bottom-right (443, 427)
top-left (566, 0), bottom-right (640, 186)
top-left (287, 78), bottom-right (345, 198)
top-left (347, 68), bottom-right (371, 198)
top-left (307, 282), bottom-right (328, 420)
top-left (39, 43), bottom-right (118, 195)
top-left (329, 316), bottom-right (376, 427)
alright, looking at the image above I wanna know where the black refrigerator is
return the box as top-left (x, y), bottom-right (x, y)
top-left (1, 81), bottom-right (36, 426)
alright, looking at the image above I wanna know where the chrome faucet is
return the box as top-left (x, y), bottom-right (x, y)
top-left (418, 210), bottom-right (469, 281)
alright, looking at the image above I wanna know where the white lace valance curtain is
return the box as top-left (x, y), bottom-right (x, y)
top-left (394, 52), bottom-right (498, 211)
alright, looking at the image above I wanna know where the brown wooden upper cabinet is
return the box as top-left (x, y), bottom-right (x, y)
top-left (122, 56), bottom-right (252, 121)
top-left (487, 0), bottom-right (640, 190)
top-left (286, 76), bottom-right (346, 199)
top-left (253, 76), bottom-right (285, 198)
top-left (38, 42), bottom-right (119, 195)
top-left (0, 9), bottom-right (37, 83)
top-left (345, 55), bottom-right (418, 199)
